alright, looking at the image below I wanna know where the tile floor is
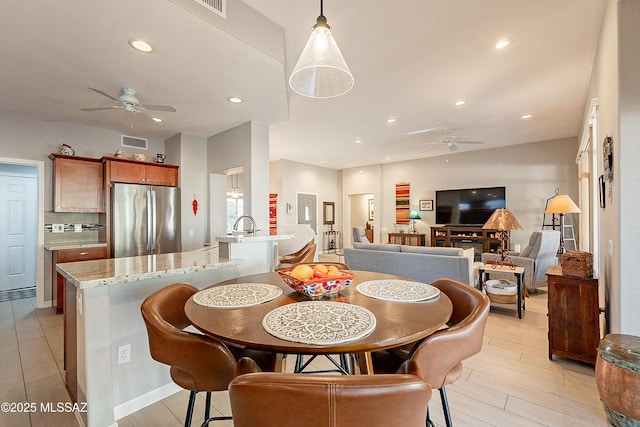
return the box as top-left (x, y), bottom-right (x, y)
top-left (0, 286), bottom-right (610, 427)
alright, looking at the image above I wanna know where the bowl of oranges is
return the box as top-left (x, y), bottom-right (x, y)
top-left (277, 263), bottom-right (356, 298)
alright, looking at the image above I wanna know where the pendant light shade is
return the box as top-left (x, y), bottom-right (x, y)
top-left (289, 2), bottom-right (354, 98)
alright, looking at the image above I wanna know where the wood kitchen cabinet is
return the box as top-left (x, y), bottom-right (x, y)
top-left (50, 154), bottom-right (104, 212)
top-left (54, 246), bottom-right (107, 313)
top-left (546, 265), bottom-right (600, 365)
top-left (103, 157), bottom-right (178, 187)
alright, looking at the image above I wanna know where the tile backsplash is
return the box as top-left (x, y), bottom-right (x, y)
top-left (44, 212), bottom-right (105, 244)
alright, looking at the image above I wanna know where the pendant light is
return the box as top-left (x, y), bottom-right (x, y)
top-left (231, 174), bottom-right (239, 199)
top-left (288, 0), bottom-right (354, 98)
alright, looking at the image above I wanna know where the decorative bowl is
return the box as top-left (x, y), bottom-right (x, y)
top-left (132, 153), bottom-right (147, 161)
top-left (278, 269), bottom-right (356, 298)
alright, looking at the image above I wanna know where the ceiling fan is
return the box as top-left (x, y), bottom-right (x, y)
top-left (423, 129), bottom-right (484, 152)
top-left (81, 87), bottom-right (176, 118)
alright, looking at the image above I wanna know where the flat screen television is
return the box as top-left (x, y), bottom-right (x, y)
top-left (435, 186), bottom-right (506, 226)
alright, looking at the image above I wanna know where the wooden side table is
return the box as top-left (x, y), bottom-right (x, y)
top-left (546, 266), bottom-right (599, 364)
top-left (478, 264), bottom-right (525, 318)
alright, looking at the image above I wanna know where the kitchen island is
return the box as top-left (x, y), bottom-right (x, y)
top-left (56, 247), bottom-right (244, 427)
top-left (216, 232), bottom-right (294, 273)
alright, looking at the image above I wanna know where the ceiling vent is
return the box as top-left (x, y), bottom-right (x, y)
top-left (171, 0), bottom-right (226, 19)
top-left (121, 135), bottom-right (148, 150)
top-left (196, 0), bottom-right (225, 18)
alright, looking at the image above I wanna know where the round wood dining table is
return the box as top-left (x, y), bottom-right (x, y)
top-left (184, 270), bottom-right (453, 374)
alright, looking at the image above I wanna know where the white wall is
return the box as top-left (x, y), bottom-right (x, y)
top-left (208, 122), bottom-right (270, 233)
top-left (270, 159), bottom-right (341, 235)
top-left (584, 0), bottom-right (640, 335)
top-left (342, 138), bottom-right (578, 251)
top-left (165, 133), bottom-right (208, 250)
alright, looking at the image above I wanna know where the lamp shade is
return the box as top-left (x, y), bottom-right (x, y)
top-left (408, 211), bottom-right (421, 220)
top-left (544, 194), bottom-right (581, 214)
top-left (289, 16), bottom-right (354, 98)
top-left (482, 208), bottom-right (523, 231)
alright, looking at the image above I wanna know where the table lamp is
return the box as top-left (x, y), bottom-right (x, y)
top-left (544, 194), bottom-right (581, 253)
top-left (482, 208), bottom-right (523, 267)
top-left (408, 211), bottom-right (421, 233)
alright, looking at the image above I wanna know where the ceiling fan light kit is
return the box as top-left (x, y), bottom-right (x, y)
top-left (288, 0), bottom-right (353, 98)
top-left (81, 87), bottom-right (176, 120)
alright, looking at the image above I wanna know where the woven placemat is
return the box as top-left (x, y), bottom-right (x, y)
top-left (356, 280), bottom-right (440, 302)
top-left (193, 283), bottom-right (282, 308)
top-left (262, 301), bottom-right (376, 345)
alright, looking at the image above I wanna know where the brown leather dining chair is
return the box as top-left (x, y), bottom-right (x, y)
top-left (371, 278), bottom-right (490, 427)
top-left (229, 357), bottom-right (433, 427)
top-left (278, 238), bottom-right (315, 263)
top-left (141, 282), bottom-right (276, 427)
top-left (275, 240), bottom-right (317, 270)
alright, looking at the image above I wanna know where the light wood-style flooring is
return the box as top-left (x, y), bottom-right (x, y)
top-left (0, 287), bottom-right (610, 427)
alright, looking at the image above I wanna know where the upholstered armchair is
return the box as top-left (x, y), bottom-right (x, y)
top-left (481, 230), bottom-right (560, 290)
top-left (352, 226), bottom-right (370, 243)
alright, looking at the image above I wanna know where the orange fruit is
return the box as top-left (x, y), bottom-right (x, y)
top-left (326, 265), bottom-right (341, 277)
top-left (290, 264), bottom-right (314, 280)
top-left (313, 264), bottom-right (328, 275)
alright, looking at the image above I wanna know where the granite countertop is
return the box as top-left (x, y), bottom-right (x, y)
top-left (44, 242), bottom-right (107, 251)
top-left (216, 233), bottom-right (294, 243)
top-left (56, 247), bottom-right (242, 289)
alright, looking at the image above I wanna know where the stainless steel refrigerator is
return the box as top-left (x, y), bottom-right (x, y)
top-left (111, 183), bottom-right (181, 257)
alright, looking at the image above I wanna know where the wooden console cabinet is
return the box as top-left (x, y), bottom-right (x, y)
top-left (388, 233), bottom-right (426, 246)
top-left (50, 154), bottom-right (104, 212)
top-left (546, 266), bottom-right (600, 365)
top-left (431, 226), bottom-right (503, 256)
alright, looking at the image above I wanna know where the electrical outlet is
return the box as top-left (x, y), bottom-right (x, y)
top-left (118, 344), bottom-right (131, 365)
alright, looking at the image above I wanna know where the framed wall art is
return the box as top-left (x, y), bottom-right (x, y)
top-left (603, 136), bottom-right (613, 181)
top-left (599, 175), bottom-right (606, 208)
top-left (419, 199), bottom-right (433, 211)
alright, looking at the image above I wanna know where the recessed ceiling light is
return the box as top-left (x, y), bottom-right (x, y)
top-left (320, 160), bottom-right (325, 164)
top-left (454, 100), bottom-right (467, 106)
top-left (151, 117), bottom-right (163, 123)
top-left (385, 156), bottom-right (391, 161)
top-left (521, 113), bottom-right (533, 119)
top-left (354, 139), bottom-right (362, 144)
top-left (386, 118), bottom-right (397, 124)
top-left (348, 163), bottom-right (353, 166)
top-left (227, 96), bottom-right (243, 104)
top-left (495, 39), bottom-right (511, 50)
top-left (128, 39), bottom-right (154, 53)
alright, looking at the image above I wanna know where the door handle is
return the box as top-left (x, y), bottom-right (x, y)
top-left (146, 190), bottom-right (153, 252)
top-left (150, 190), bottom-right (157, 252)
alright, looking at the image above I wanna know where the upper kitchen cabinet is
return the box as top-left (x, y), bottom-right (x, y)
top-left (50, 154), bottom-right (104, 212)
top-left (103, 157), bottom-right (178, 187)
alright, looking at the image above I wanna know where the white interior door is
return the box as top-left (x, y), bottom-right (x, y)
top-left (0, 173), bottom-right (37, 291)
top-left (297, 193), bottom-right (317, 234)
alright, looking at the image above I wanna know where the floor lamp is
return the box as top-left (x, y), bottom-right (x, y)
top-left (482, 208), bottom-right (523, 268)
top-left (544, 194), bottom-right (581, 253)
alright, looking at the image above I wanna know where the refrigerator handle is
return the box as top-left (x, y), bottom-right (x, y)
top-left (150, 190), bottom-right (157, 252)
top-left (146, 190), bottom-right (153, 252)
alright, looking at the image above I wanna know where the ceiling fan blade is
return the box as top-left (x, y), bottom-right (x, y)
top-left (138, 111), bottom-right (158, 121)
top-left (88, 87), bottom-right (121, 102)
top-left (406, 127), bottom-right (441, 135)
top-left (140, 104), bottom-right (176, 112)
top-left (81, 106), bottom-right (123, 111)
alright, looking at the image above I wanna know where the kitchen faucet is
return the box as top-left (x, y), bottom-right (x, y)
top-left (233, 215), bottom-right (256, 235)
